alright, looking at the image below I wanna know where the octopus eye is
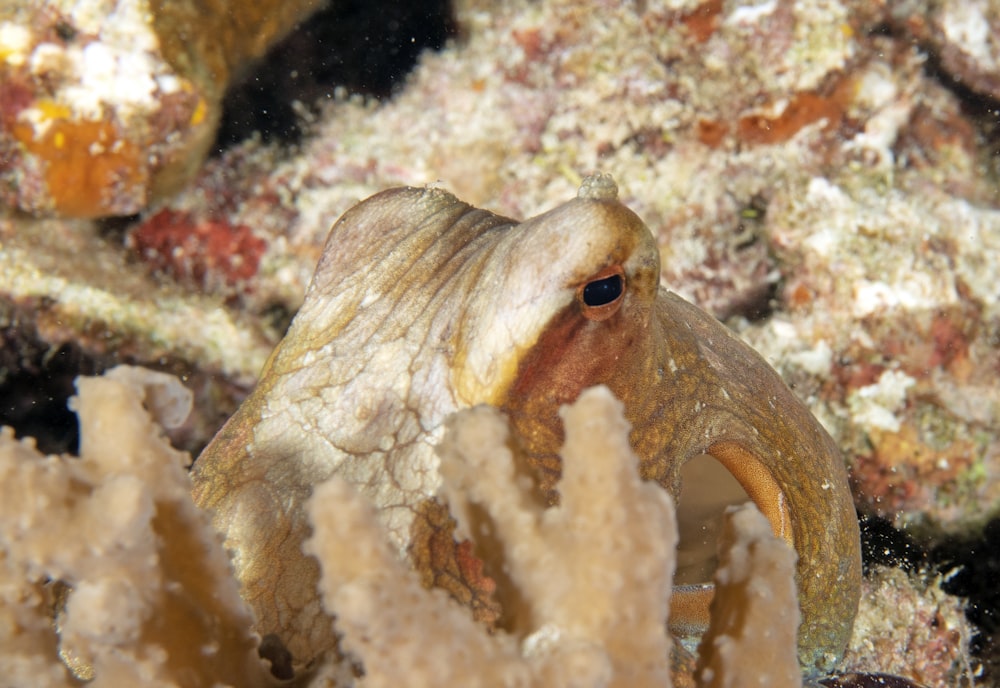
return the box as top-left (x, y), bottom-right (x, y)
top-left (578, 267), bottom-right (625, 321)
top-left (583, 274), bottom-right (623, 306)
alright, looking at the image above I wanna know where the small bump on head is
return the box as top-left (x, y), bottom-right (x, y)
top-left (577, 173), bottom-right (618, 201)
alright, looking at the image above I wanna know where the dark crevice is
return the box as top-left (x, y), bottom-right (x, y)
top-left (0, 310), bottom-right (110, 455)
top-left (931, 518), bottom-right (1000, 681)
top-left (922, 50), bottom-right (1000, 122)
top-left (214, 0), bottom-right (456, 150)
top-left (718, 195), bottom-right (775, 323)
top-left (96, 212), bottom-right (142, 243)
top-left (858, 513), bottom-right (926, 575)
top-left (720, 279), bottom-right (778, 323)
top-left (899, 29), bottom-right (1000, 186)
top-left (0, 300), bottom-right (247, 458)
top-left (858, 511), bottom-right (1000, 682)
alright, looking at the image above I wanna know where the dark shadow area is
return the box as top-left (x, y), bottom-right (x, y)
top-left (859, 511), bottom-right (1000, 682)
top-left (214, 0), bottom-right (456, 149)
top-left (858, 513), bottom-right (926, 574)
top-left (0, 307), bottom-right (108, 455)
top-left (931, 517), bottom-right (1000, 682)
top-left (0, 300), bottom-right (248, 459)
top-left (921, 49), bottom-right (1000, 191)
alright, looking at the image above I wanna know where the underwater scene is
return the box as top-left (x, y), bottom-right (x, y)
top-left (1, 1), bottom-right (998, 686)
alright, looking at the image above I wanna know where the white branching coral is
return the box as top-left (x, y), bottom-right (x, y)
top-left (695, 504), bottom-right (802, 688)
top-left (0, 366), bottom-right (271, 687)
top-left (0, 370), bottom-right (843, 686)
top-left (306, 385), bottom-right (677, 687)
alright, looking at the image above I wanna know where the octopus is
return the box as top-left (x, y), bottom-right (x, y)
top-left (191, 173), bottom-right (862, 681)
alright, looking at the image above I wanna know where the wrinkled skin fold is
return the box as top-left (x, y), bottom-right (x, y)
top-left (192, 175), bottom-right (861, 677)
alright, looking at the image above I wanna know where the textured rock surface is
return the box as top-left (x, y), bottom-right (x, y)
top-left (0, 0), bottom-right (324, 217)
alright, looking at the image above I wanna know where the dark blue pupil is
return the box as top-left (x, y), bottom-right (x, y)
top-left (582, 274), bottom-right (623, 307)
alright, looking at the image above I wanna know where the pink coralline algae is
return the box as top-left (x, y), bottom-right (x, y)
top-left (128, 210), bottom-right (267, 294)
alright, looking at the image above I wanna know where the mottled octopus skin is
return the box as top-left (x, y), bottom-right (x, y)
top-left (191, 177), bottom-right (861, 676)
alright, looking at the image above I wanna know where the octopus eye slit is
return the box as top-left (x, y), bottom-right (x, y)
top-left (582, 274), bottom-right (623, 306)
top-left (578, 266), bottom-right (626, 321)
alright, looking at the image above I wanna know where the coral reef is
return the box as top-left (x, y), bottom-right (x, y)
top-left (0, 209), bottom-right (277, 430)
top-left (1, 0), bottom-right (997, 682)
top-left (896, 0), bottom-right (1000, 102)
top-left (742, 178), bottom-right (1000, 535)
top-left (694, 503), bottom-right (801, 688)
top-left (128, 209), bottom-right (268, 294)
top-left (127, 0), bottom-right (999, 542)
top-left (842, 567), bottom-right (976, 687)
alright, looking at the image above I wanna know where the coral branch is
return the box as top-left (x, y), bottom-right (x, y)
top-left (0, 366), bottom-right (270, 687)
top-left (696, 503), bottom-right (801, 687)
top-left (307, 386), bottom-right (676, 687)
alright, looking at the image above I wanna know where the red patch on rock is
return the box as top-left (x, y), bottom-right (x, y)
top-left (681, 0), bottom-right (723, 43)
top-left (129, 209), bottom-right (266, 292)
top-left (0, 79), bottom-right (34, 131)
top-left (696, 118), bottom-right (728, 147)
top-left (738, 78), bottom-right (855, 146)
